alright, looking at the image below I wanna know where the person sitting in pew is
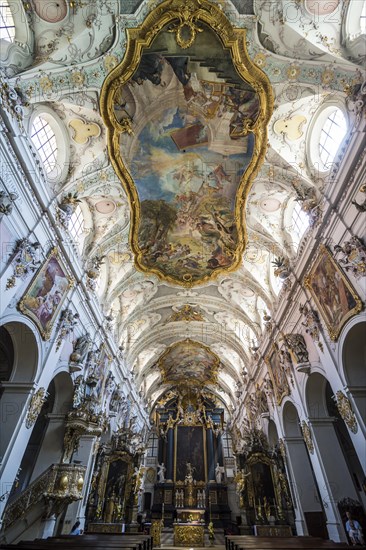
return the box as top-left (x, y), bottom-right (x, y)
top-left (70, 520), bottom-right (82, 535)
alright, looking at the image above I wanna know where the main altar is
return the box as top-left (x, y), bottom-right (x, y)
top-left (151, 388), bottom-right (231, 528)
top-left (174, 523), bottom-right (205, 547)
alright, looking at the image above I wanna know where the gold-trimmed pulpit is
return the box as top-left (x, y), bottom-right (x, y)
top-left (174, 524), bottom-right (205, 546)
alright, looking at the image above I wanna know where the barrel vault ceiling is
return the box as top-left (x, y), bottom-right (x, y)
top-left (10, 0), bottom-right (362, 416)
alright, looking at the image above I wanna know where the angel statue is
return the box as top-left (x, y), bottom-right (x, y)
top-left (157, 462), bottom-right (166, 483)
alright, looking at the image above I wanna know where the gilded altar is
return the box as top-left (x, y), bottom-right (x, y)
top-left (174, 524), bottom-right (205, 547)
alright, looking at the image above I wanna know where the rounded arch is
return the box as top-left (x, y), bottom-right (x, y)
top-left (342, 320), bottom-right (366, 387)
top-left (267, 418), bottom-right (279, 446)
top-left (1, 320), bottom-right (39, 383)
top-left (52, 370), bottom-right (74, 414)
top-left (282, 400), bottom-right (302, 437)
top-left (305, 372), bottom-right (329, 419)
top-left (15, 370), bottom-right (74, 491)
top-left (341, 320), bottom-right (366, 427)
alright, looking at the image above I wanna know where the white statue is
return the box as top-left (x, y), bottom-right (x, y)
top-left (215, 463), bottom-right (224, 484)
top-left (157, 462), bottom-right (166, 483)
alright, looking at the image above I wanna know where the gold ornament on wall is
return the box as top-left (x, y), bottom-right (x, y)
top-left (333, 391), bottom-right (358, 434)
top-left (300, 420), bottom-right (314, 454)
top-left (25, 388), bottom-right (47, 429)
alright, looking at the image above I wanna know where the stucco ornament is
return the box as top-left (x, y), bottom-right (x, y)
top-left (333, 391), bottom-right (358, 434)
top-left (26, 388), bottom-right (47, 429)
top-left (300, 420), bottom-right (314, 454)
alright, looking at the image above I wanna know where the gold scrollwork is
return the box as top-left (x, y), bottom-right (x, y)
top-left (167, 1), bottom-right (204, 49)
top-left (174, 524), bottom-right (205, 546)
top-left (25, 388), bottom-right (47, 429)
top-left (300, 420), bottom-right (314, 454)
top-left (334, 390), bottom-right (358, 434)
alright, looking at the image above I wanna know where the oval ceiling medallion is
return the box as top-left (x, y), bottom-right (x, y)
top-left (33, 0), bottom-right (68, 23)
top-left (260, 198), bottom-right (281, 212)
top-left (305, 0), bottom-right (339, 15)
top-left (95, 200), bottom-right (116, 214)
top-left (101, 0), bottom-right (273, 286)
top-left (242, 288), bottom-right (255, 297)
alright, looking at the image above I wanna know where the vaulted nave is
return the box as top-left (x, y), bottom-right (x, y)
top-left (0, 0), bottom-right (365, 548)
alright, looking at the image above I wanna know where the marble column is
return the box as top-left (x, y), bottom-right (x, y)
top-left (206, 428), bottom-right (215, 482)
top-left (166, 428), bottom-right (174, 482)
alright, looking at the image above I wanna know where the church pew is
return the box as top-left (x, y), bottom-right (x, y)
top-left (2, 538), bottom-right (143, 550)
top-left (1, 543), bottom-right (139, 550)
top-left (56, 533), bottom-right (152, 549)
top-left (225, 535), bottom-right (350, 550)
top-left (0, 532), bottom-right (154, 550)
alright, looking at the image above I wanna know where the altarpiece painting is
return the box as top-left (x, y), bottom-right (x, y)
top-left (304, 245), bottom-right (362, 341)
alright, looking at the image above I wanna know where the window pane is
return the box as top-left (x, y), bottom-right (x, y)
top-left (30, 116), bottom-right (58, 173)
top-left (0, 4), bottom-right (15, 42)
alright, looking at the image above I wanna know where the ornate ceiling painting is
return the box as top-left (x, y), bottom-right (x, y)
top-left (157, 339), bottom-right (220, 387)
top-left (101, 0), bottom-right (273, 285)
top-left (11, 0), bottom-right (360, 416)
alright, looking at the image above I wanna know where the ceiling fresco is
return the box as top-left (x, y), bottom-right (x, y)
top-left (157, 339), bottom-right (221, 387)
top-left (101, 0), bottom-right (273, 285)
top-left (12, 0), bottom-right (362, 414)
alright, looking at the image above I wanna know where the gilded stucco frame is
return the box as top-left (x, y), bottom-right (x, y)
top-left (100, 0), bottom-right (274, 286)
top-left (304, 245), bottom-right (363, 341)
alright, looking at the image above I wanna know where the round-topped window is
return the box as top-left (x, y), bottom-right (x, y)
top-left (318, 108), bottom-right (347, 169)
top-left (0, 3), bottom-right (15, 42)
top-left (306, 103), bottom-right (348, 174)
top-left (31, 115), bottom-right (58, 174)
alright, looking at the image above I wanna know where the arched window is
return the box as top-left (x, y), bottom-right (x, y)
top-left (291, 202), bottom-right (309, 239)
top-left (361, 1), bottom-right (366, 33)
top-left (0, 3), bottom-right (15, 42)
top-left (30, 115), bottom-right (58, 173)
top-left (318, 108), bottom-right (347, 169)
top-left (68, 205), bottom-right (85, 243)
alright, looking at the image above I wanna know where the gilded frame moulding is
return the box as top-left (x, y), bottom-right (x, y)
top-left (304, 245), bottom-right (363, 341)
top-left (17, 247), bottom-right (74, 340)
top-left (100, 0), bottom-right (273, 286)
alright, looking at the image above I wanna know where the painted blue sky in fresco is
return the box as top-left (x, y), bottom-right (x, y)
top-left (128, 107), bottom-right (254, 207)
